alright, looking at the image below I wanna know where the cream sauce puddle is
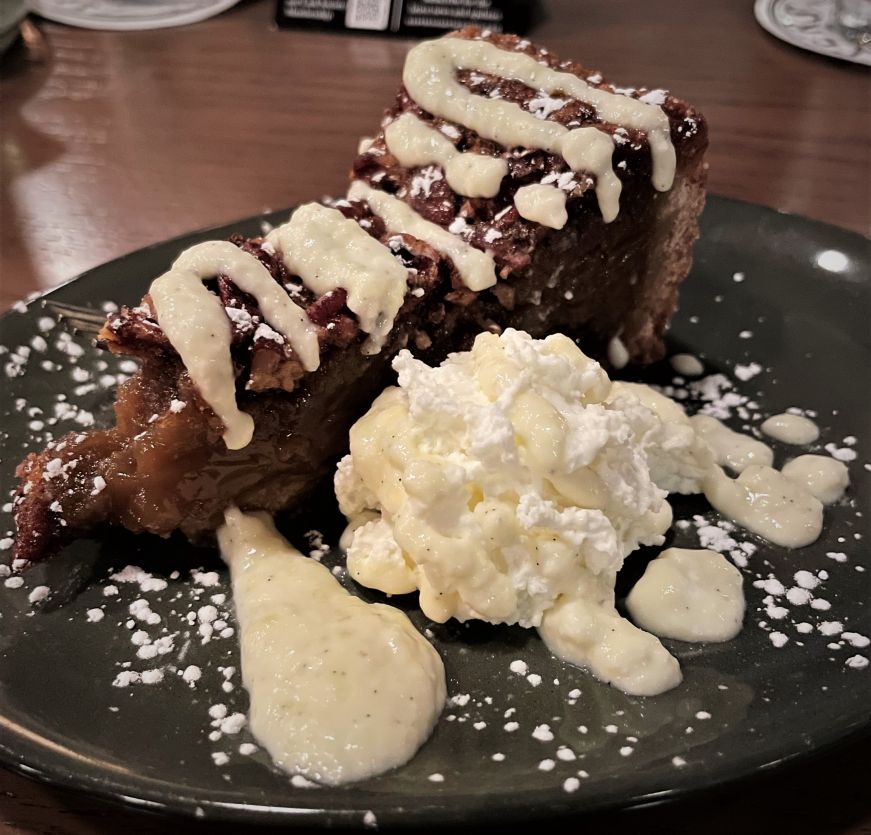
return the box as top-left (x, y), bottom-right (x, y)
top-left (761, 413), bottom-right (820, 445)
top-left (703, 464), bottom-right (823, 549)
top-left (539, 577), bottom-right (683, 697)
top-left (781, 454), bottom-right (850, 504)
top-left (218, 508), bottom-right (445, 785)
top-left (626, 547), bottom-right (745, 642)
top-left (618, 392), bottom-right (828, 549)
top-left (690, 414), bottom-right (773, 474)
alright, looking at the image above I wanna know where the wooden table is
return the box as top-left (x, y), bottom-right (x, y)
top-left (0, 0), bottom-right (869, 832)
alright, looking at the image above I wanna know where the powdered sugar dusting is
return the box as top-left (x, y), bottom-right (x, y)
top-left (1, 287), bottom-right (867, 792)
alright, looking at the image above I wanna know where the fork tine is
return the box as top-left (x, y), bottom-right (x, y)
top-left (45, 301), bottom-right (107, 323)
top-left (43, 301), bottom-right (106, 336)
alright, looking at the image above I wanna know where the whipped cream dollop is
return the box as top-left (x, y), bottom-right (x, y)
top-left (336, 329), bottom-right (676, 629)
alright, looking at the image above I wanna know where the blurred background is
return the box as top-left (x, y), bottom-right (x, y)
top-left (0, 0), bottom-right (868, 310)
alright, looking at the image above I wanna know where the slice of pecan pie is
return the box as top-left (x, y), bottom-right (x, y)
top-left (12, 28), bottom-right (708, 564)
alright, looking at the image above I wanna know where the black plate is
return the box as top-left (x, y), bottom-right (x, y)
top-left (0, 196), bottom-right (869, 828)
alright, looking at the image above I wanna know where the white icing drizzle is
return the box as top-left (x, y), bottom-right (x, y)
top-left (218, 508), bottom-right (445, 785)
top-left (145, 35), bottom-right (679, 448)
top-left (150, 201), bottom-right (419, 447)
top-left (402, 37), bottom-right (675, 221)
top-left (349, 180), bottom-right (498, 291)
top-left (626, 548), bottom-right (745, 643)
top-left (513, 184), bottom-right (568, 229)
top-left (781, 454), bottom-right (850, 505)
top-left (607, 335), bottom-right (629, 369)
top-left (761, 413), bottom-right (820, 445)
top-left (267, 204), bottom-right (408, 355)
top-left (690, 414), bottom-right (773, 474)
top-left (557, 127), bottom-right (622, 222)
top-left (150, 241), bottom-right (319, 450)
top-left (384, 112), bottom-right (508, 198)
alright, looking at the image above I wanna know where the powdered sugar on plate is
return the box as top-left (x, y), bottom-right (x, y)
top-left (0, 278), bottom-right (868, 798)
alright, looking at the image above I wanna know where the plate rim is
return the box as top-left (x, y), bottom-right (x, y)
top-left (0, 194), bottom-right (869, 826)
top-left (0, 721), bottom-right (869, 826)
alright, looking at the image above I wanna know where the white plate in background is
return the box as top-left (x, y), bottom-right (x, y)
top-left (29, 0), bottom-right (239, 31)
top-left (755, 0), bottom-right (871, 66)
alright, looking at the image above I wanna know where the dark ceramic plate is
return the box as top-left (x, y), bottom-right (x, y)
top-left (0, 197), bottom-right (869, 828)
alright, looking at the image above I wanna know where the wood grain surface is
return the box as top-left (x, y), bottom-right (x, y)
top-left (0, 0), bottom-right (869, 832)
top-left (1, 0), bottom-right (869, 309)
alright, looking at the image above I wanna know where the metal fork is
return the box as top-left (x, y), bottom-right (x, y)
top-left (43, 301), bottom-right (106, 337)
